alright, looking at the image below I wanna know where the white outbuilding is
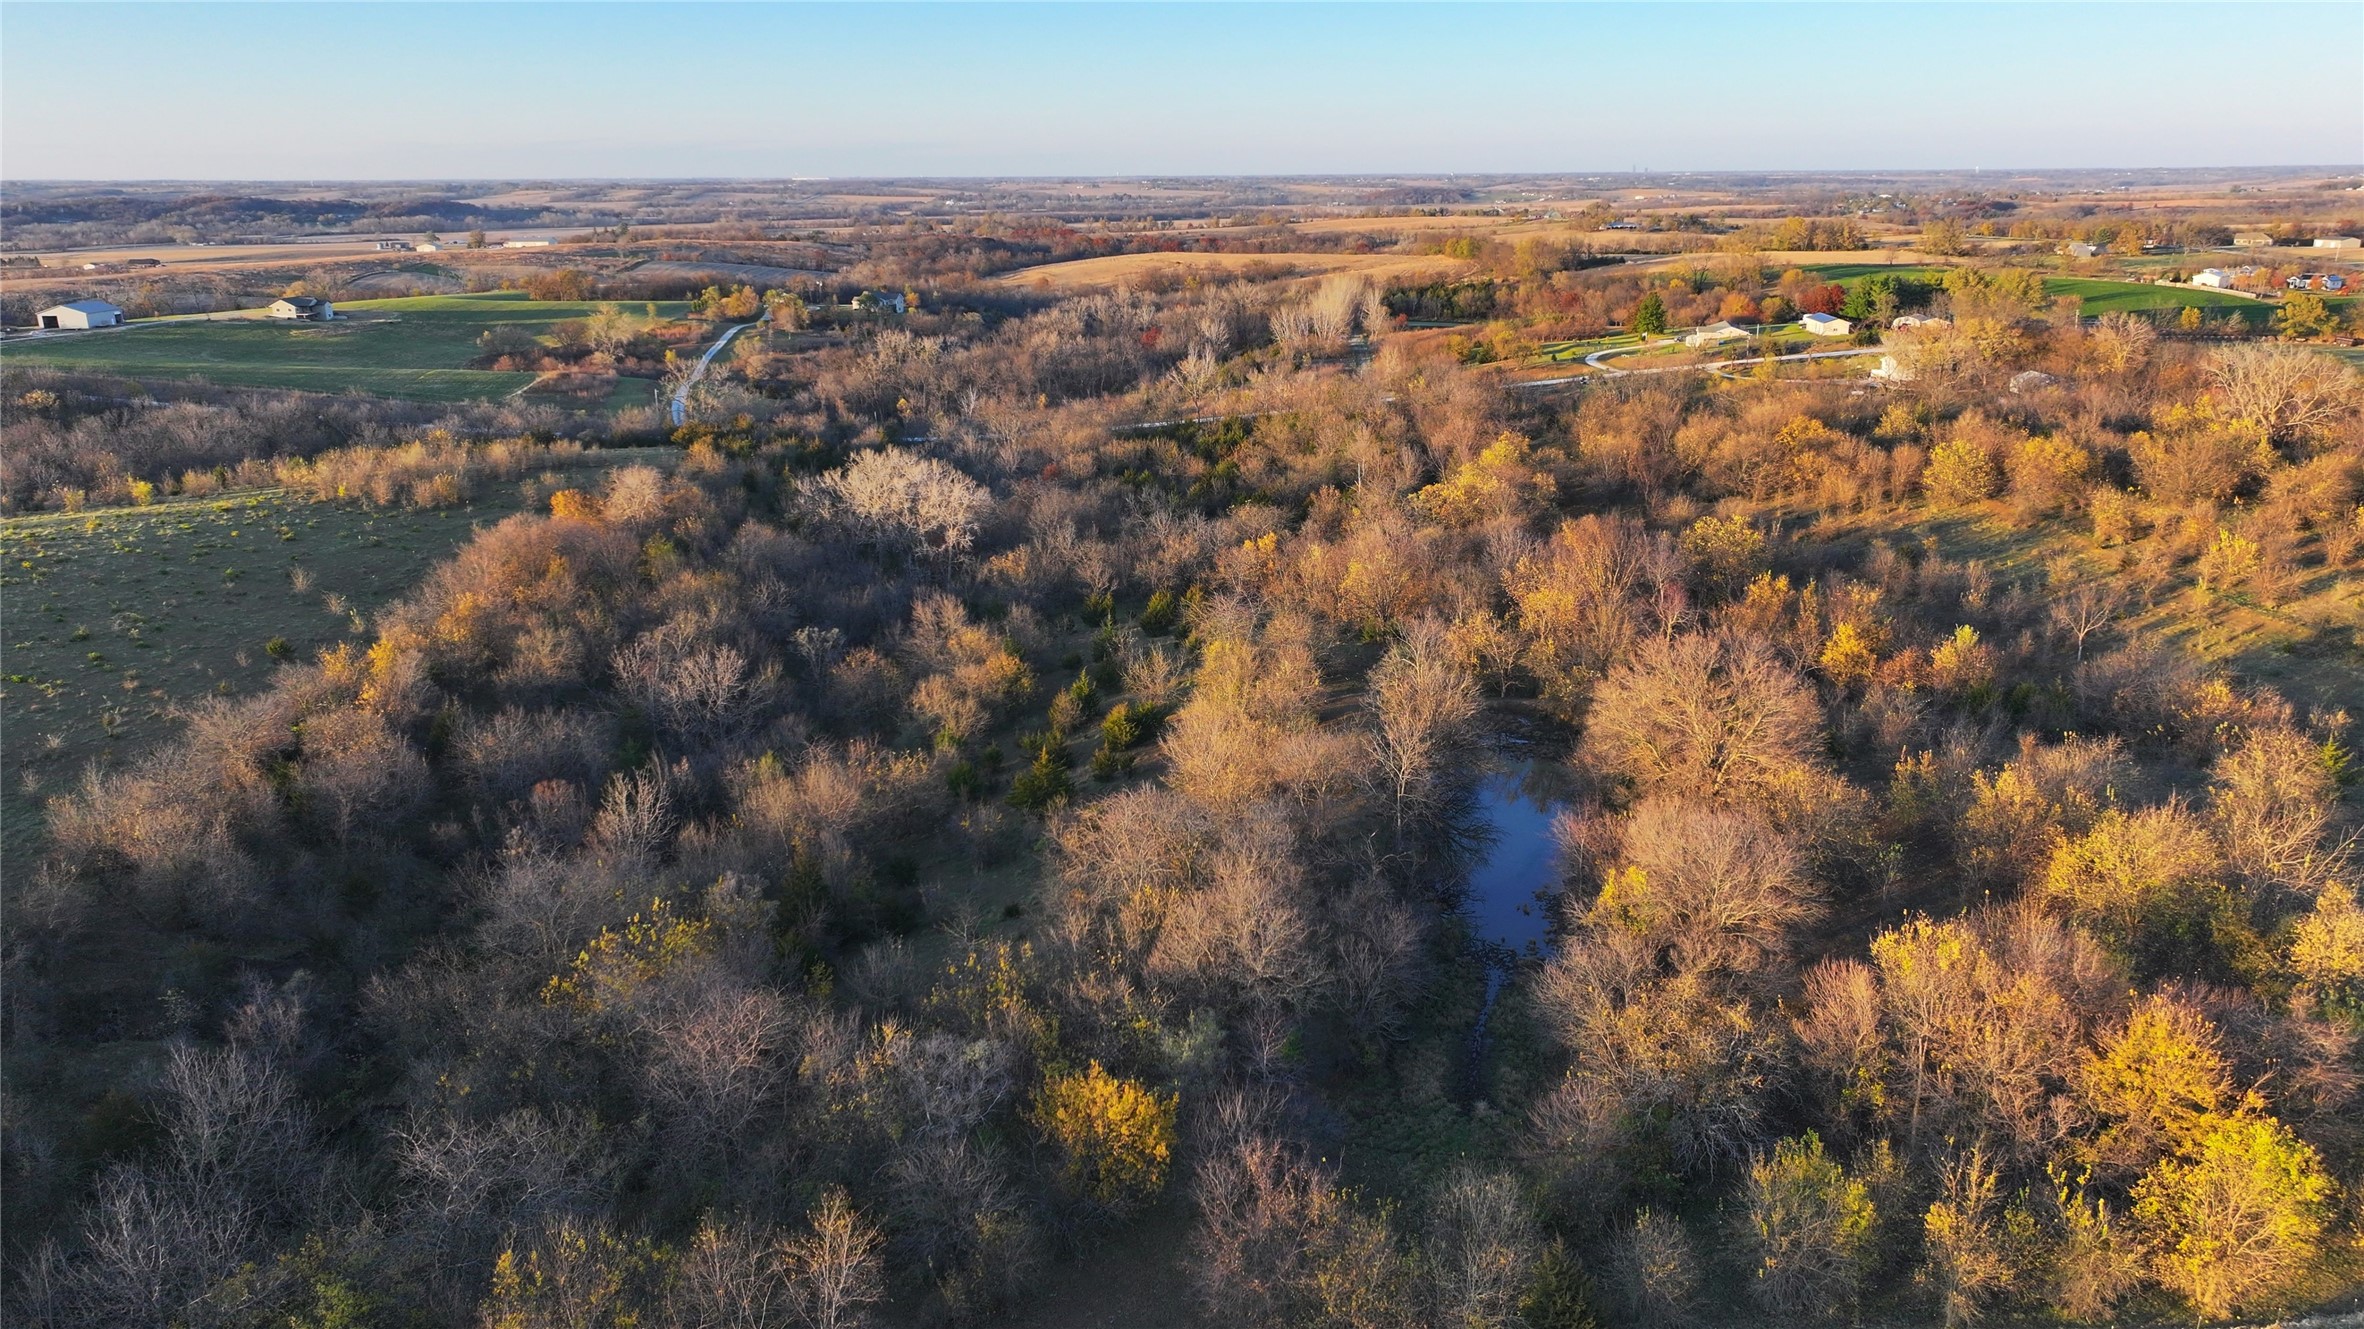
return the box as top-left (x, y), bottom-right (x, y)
top-left (1800, 312), bottom-right (1853, 336)
top-left (35, 299), bottom-right (124, 330)
top-left (2191, 269), bottom-right (2233, 289)
top-left (269, 296), bottom-right (334, 321)
top-left (2314, 236), bottom-right (2361, 249)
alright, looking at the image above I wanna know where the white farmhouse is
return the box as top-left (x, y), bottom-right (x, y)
top-left (269, 296), bottom-right (334, 321)
top-left (1800, 312), bottom-right (1852, 336)
top-left (2191, 269), bottom-right (2233, 289)
top-left (35, 299), bottom-right (123, 329)
top-left (1682, 320), bottom-right (1750, 348)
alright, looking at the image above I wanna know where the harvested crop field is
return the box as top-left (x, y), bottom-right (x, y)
top-left (622, 259), bottom-right (831, 286)
top-left (998, 250), bottom-right (1473, 289)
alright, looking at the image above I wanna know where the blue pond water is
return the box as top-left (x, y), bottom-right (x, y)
top-left (1463, 768), bottom-right (1565, 961)
top-left (1453, 765), bottom-right (1568, 1102)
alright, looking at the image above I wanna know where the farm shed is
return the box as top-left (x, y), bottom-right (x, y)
top-left (2063, 242), bottom-right (2102, 258)
top-left (35, 299), bottom-right (123, 330)
top-left (2233, 233), bottom-right (2274, 248)
top-left (2191, 269), bottom-right (2233, 289)
top-left (1800, 312), bottom-right (1852, 336)
top-left (269, 296), bottom-right (334, 321)
top-left (2314, 236), bottom-right (2361, 249)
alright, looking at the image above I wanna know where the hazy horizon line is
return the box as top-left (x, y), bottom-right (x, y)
top-left (10, 165), bottom-right (2361, 187)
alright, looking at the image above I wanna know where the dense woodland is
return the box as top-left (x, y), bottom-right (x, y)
top-left (5, 250), bottom-right (2364, 1329)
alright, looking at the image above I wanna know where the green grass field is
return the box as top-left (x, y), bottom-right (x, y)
top-left (2039, 276), bottom-right (2281, 322)
top-left (0, 449), bottom-right (671, 876)
top-left (2, 292), bottom-right (692, 405)
top-left (1533, 331), bottom-right (1649, 362)
top-left (1799, 262), bottom-right (1951, 284)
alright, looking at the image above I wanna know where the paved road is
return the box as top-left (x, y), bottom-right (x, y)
top-left (670, 322), bottom-right (757, 427)
top-left (1512, 340), bottom-right (1883, 390)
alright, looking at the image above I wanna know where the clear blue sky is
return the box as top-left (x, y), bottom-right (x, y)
top-left (4, 2), bottom-right (2357, 179)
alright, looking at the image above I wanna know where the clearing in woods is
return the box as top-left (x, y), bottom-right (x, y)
top-left (0, 449), bottom-right (672, 877)
top-left (2, 292), bottom-right (691, 406)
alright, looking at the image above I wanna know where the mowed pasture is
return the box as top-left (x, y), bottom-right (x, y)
top-left (998, 250), bottom-right (1474, 290)
top-left (3, 292), bottom-right (691, 405)
top-left (2041, 275), bottom-right (2312, 324)
top-left (0, 450), bottom-right (668, 875)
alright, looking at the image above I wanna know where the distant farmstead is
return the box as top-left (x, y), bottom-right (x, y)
top-left (36, 299), bottom-right (123, 330)
top-left (269, 296), bottom-right (334, 321)
top-left (1800, 312), bottom-right (1852, 336)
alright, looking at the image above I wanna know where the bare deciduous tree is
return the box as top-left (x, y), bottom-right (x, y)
top-left (1363, 619), bottom-right (1481, 841)
top-left (1581, 633), bottom-right (1822, 809)
top-left (2207, 343), bottom-right (2360, 443)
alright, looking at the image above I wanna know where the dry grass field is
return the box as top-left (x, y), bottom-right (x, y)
top-left (998, 249), bottom-right (1475, 289)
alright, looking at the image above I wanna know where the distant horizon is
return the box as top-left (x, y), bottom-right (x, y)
top-left (7, 166), bottom-right (2360, 189)
top-left (6, 2), bottom-right (2357, 180)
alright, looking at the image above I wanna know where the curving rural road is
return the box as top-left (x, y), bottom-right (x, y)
top-left (669, 321), bottom-right (758, 426)
top-left (1511, 339), bottom-right (1884, 390)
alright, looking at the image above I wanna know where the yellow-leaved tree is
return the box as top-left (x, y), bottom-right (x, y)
top-left (2075, 994), bottom-right (2230, 1174)
top-left (2132, 1113), bottom-right (2332, 1318)
top-left (1031, 1061), bottom-right (1178, 1210)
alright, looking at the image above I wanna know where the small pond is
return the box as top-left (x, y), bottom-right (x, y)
top-left (1451, 762), bottom-right (1573, 1102)
top-left (1463, 766), bottom-right (1567, 965)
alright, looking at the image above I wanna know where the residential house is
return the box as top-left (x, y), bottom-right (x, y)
top-left (1890, 313), bottom-right (1951, 331)
top-left (1682, 320), bottom-right (1750, 348)
top-left (269, 296), bottom-right (334, 321)
top-left (2063, 242), bottom-right (2103, 259)
top-left (2232, 233), bottom-right (2274, 248)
